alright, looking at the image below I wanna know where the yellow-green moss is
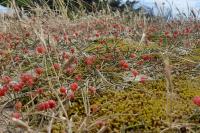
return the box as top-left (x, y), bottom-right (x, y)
top-left (61, 77), bottom-right (200, 132)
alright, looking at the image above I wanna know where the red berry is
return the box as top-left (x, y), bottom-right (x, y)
top-left (136, 60), bottom-right (144, 65)
top-left (139, 76), bottom-right (147, 83)
top-left (95, 33), bottom-right (100, 37)
top-left (20, 73), bottom-right (34, 87)
top-left (43, 102), bottom-right (50, 110)
top-left (70, 48), bottom-right (75, 54)
top-left (53, 63), bottom-right (61, 70)
top-left (122, 62), bottom-right (129, 69)
top-left (15, 101), bottom-right (22, 111)
top-left (62, 52), bottom-right (69, 60)
top-left (14, 55), bottom-right (20, 62)
top-left (59, 86), bottom-right (67, 94)
top-left (193, 96), bottom-right (200, 106)
top-left (36, 45), bottom-right (46, 54)
top-left (70, 82), bottom-right (78, 92)
top-left (2, 85), bottom-right (9, 92)
top-left (0, 91), bottom-right (5, 96)
top-left (36, 100), bottom-right (56, 111)
top-left (75, 74), bottom-right (82, 81)
top-left (0, 86), bottom-right (7, 96)
top-left (131, 70), bottom-right (139, 77)
top-left (85, 56), bottom-right (96, 66)
top-left (119, 60), bottom-right (126, 66)
top-left (119, 60), bottom-right (129, 69)
top-left (130, 53), bottom-right (137, 59)
top-left (35, 67), bottom-right (44, 75)
top-left (12, 82), bottom-right (24, 92)
top-left (48, 100), bottom-right (56, 109)
top-left (141, 54), bottom-right (152, 61)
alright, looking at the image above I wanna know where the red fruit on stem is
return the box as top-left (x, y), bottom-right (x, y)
top-left (43, 102), bottom-right (50, 110)
top-left (130, 53), bottom-right (137, 59)
top-left (12, 82), bottom-right (24, 92)
top-left (122, 62), bottom-right (129, 69)
top-left (20, 73), bottom-right (34, 87)
top-left (70, 82), bottom-right (78, 92)
top-left (75, 74), bottom-right (82, 81)
top-left (53, 63), bottom-right (61, 70)
top-left (0, 86), bottom-right (8, 96)
top-left (139, 76), bottom-right (147, 84)
top-left (85, 56), bottom-right (96, 66)
top-left (95, 33), bottom-right (100, 37)
top-left (119, 60), bottom-right (129, 69)
top-left (119, 60), bottom-right (126, 66)
top-left (131, 70), bottom-right (139, 77)
top-left (15, 101), bottom-right (22, 111)
top-left (141, 54), bottom-right (152, 61)
top-left (0, 90), bottom-right (5, 96)
top-left (70, 48), bottom-right (75, 54)
top-left (14, 55), bottom-right (20, 62)
top-left (48, 100), bottom-right (56, 109)
top-left (193, 96), bottom-right (200, 106)
top-left (36, 45), bottom-right (46, 54)
top-left (60, 86), bottom-right (67, 94)
top-left (137, 60), bottom-right (144, 65)
top-left (35, 67), bottom-right (43, 75)
top-left (62, 52), bottom-right (69, 60)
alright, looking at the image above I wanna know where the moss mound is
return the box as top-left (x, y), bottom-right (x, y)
top-left (50, 76), bottom-right (199, 132)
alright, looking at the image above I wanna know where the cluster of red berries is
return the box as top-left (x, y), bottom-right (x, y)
top-left (119, 60), bottom-right (129, 70)
top-left (59, 82), bottom-right (79, 94)
top-left (12, 82), bottom-right (24, 92)
top-left (0, 76), bottom-right (11, 96)
top-left (20, 73), bottom-right (35, 87)
top-left (36, 100), bottom-right (56, 111)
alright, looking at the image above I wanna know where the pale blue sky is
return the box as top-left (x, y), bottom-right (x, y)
top-left (1, 1), bottom-right (200, 17)
top-left (122, 0), bottom-right (200, 17)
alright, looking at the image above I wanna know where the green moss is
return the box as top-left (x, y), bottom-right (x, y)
top-left (51, 122), bottom-right (65, 133)
top-left (63, 77), bottom-right (200, 132)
